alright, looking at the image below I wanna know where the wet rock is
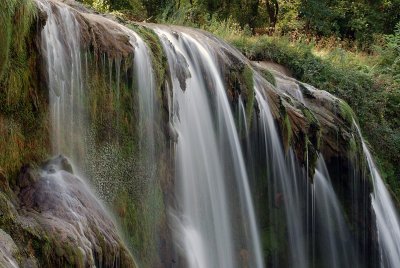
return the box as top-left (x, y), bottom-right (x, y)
top-left (42, 155), bottom-right (73, 174)
top-left (16, 159), bottom-right (136, 267)
top-left (161, 37), bottom-right (191, 91)
top-left (167, 122), bottom-right (179, 143)
top-left (0, 156), bottom-right (137, 267)
top-left (36, 0), bottom-right (135, 59)
top-left (22, 258), bottom-right (39, 268)
top-left (0, 229), bottom-right (19, 268)
top-left (252, 61), bottom-right (355, 163)
top-left (17, 165), bottom-right (39, 190)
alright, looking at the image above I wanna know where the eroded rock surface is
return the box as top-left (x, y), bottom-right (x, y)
top-left (0, 156), bottom-right (136, 268)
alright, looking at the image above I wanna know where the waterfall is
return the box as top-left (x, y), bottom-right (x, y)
top-left (132, 32), bottom-right (157, 162)
top-left (253, 75), bottom-right (309, 268)
top-left (354, 122), bottom-right (400, 267)
top-left (153, 26), bottom-right (264, 268)
top-left (313, 156), bottom-right (359, 267)
top-left (32, 1), bottom-right (400, 267)
top-left (37, 0), bottom-right (86, 164)
top-left (238, 95), bottom-right (249, 136)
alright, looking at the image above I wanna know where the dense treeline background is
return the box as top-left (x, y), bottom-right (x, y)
top-left (82, 0), bottom-right (400, 45)
top-left (80, 0), bottom-right (400, 198)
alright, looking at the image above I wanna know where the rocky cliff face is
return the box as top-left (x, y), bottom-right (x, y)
top-left (0, 0), bottom-right (379, 267)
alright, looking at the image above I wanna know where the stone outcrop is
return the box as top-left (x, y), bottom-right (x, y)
top-left (0, 156), bottom-right (136, 268)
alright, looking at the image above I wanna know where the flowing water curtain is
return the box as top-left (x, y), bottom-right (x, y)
top-left (153, 26), bottom-right (264, 268)
top-left (313, 156), bottom-right (360, 267)
top-left (354, 122), bottom-right (400, 267)
top-left (34, 1), bottom-right (400, 266)
top-left (253, 75), bottom-right (309, 268)
top-left (37, 0), bottom-right (87, 165)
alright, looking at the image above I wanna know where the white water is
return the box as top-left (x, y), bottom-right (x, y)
top-left (37, 0), bottom-right (86, 163)
top-left (354, 122), bottom-right (400, 267)
top-left (154, 27), bottom-right (264, 268)
top-left (35, 1), bottom-right (400, 267)
top-left (238, 95), bottom-right (249, 136)
top-left (253, 75), bottom-right (308, 268)
top-left (313, 156), bottom-right (358, 268)
top-left (133, 33), bottom-right (157, 160)
top-left (120, 26), bottom-right (158, 168)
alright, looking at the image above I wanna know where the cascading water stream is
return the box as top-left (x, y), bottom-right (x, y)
top-left (153, 27), bottom-right (264, 268)
top-left (37, 0), bottom-right (86, 165)
top-left (132, 32), bottom-right (157, 161)
top-left (313, 156), bottom-right (359, 268)
top-left (238, 95), bottom-right (249, 136)
top-left (253, 75), bottom-right (308, 268)
top-left (33, 1), bottom-right (400, 267)
top-left (119, 25), bottom-right (159, 182)
top-left (354, 122), bottom-right (400, 267)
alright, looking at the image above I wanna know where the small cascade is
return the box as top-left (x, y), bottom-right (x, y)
top-left (253, 75), bottom-right (309, 268)
top-left (354, 122), bottom-right (400, 267)
top-left (313, 156), bottom-right (359, 268)
top-left (154, 27), bottom-right (264, 268)
top-left (238, 95), bottom-right (249, 136)
top-left (275, 75), bottom-right (305, 103)
top-left (131, 31), bottom-right (157, 162)
top-left (37, 0), bottom-right (86, 165)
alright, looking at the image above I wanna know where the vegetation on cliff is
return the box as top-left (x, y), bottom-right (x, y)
top-left (76, 0), bottom-right (400, 198)
top-left (0, 0), bottom-right (49, 183)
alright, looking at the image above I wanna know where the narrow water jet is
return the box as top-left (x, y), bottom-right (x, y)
top-left (253, 75), bottom-right (308, 268)
top-left (37, 0), bottom-right (86, 165)
top-left (313, 156), bottom-right (360, 268)
top-left (354, 122), bottom-right (400, 267)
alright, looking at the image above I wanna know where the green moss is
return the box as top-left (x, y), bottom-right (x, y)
top-left (242, 66), bottom-right (255, 126)
top-left (127, 24), bottom-right (168, 99)
top-left (300, 107), bottom-right (321, 178)
top-left (282, 113), bottom-right (292, 150)
top-left (1, 0), bottom-right (37, 81)
top-left (277, 97), bottom-right (293, 151)
top-left (348, 135), bottom-right (358, 158)
top-left (0, 0), bottom-right (47, 182)
top-left (114, 181), bottom-right (165, 267)
top-left (261, 69), bottom-right (276, 86)
top-left (337, 99), bottom-right (356, 125)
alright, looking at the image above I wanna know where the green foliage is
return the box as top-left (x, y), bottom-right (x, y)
top-left (338, 99), bottom-right (356, 125)
top-left (275, 0), bottom-right (303, 33)
top-left (242, 66), bottom-right (255, 125)
top-left (77, 0), bottom-right (400, 50)
top-left (381, 22), bottom-right (400, 82)
top-left (229, 33), bottom-right (400, 199)
top-left (115, 184), bottom-right (164, 267)
top-left (0, 0), bottom-right (48, 181)
top-left (92, 0), bottom-right (110, 12)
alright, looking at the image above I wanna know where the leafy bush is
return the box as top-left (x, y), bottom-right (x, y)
top-left (381, 22), bottom-right (400, 82)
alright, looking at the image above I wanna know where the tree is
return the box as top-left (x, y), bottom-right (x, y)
top-left (266, 0), bottom-right (279, 31)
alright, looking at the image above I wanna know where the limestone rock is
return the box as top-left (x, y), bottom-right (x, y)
top-left (16, 156), bottom-right (136, 267)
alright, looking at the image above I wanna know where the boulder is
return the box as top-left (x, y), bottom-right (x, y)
top-left (0, 156), bottom-right (136, 268)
